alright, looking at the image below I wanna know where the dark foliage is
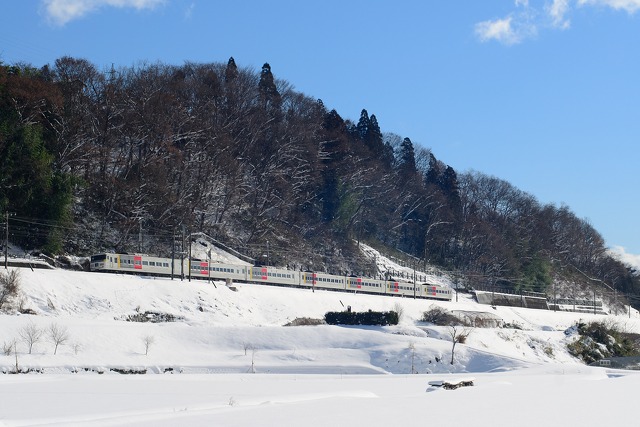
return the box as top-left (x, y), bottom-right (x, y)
top-left (567, 321), bottom-right (640, 364)
top-left (324, 310), bottom-right (399, 326)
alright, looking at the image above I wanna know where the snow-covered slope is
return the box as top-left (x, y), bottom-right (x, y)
top-left (2, 265), bottom-right (640, 426)
top-left (2, 265), bottom-right (639, 375)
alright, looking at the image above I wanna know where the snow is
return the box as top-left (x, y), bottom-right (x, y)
top-left (2, 260), bottom-right (640, 426)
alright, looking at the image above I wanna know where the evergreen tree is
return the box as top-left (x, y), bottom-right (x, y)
top-left (439, 165), bottom-right (463, 233)
top-left (425, 153), bottom-right (443, 186)
top-left (258, 62), bottom-right (281, 110)
top-left (320, 109), bottom-right (348, 222)
top-left (366, 114), bottom-right (384, 156)
top-left (397, 137), bottom-right (417, 181)
top-left (440, 167), bottom-right (461, 203)
top-left (356, 109), bottom-right (369, 141)
top-left (224, 57), bottom-right (238, 83)
top-left (0, 64), bottom-right (73, 252)
top-left (381, 141), bottom-right (395, 168)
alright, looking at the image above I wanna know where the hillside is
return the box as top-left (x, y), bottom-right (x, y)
top-left (2, 60), bottom-right (639, 309)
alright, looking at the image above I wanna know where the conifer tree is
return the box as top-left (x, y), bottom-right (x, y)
top-left (381, 141), bottom-right (395, 168)
top-left (224, 57), bottom-right (238, 83)
top-left (366, 114), bottom-right (384, 156)
top-left (258, 62), bottom-right (281, 110)
top-left (397, 137), bottom-right (417, 181)
top-left (356, 109), bottom-right (370, 141)
top-left (425, 153), bottom-right (443, 186)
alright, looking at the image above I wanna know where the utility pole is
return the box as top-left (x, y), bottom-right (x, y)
top-left (208, 249), bottom-right (211, 284)
top-left (171, 226), bottom-right (175, 281)
top-left (188, 230), bottom-right (192, 282)
top-left (413, 264), bottom-right (416, 299)
top-left (138, 218), bottom-right (143, 253)
top-left (4, 210), bottom-right (8, 269)
top-left (180, 225), bottom-right (185, 281)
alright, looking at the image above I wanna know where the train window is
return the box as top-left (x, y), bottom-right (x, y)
top-left (91, 254), bottom-right (106, 262)
top-left (142, 261), bottom-right (149, 266)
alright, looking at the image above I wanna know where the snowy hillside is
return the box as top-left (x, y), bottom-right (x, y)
top-left (2, 266), bottom-right (589, 373)
top-left (2, 263), bottom-right (640, 426)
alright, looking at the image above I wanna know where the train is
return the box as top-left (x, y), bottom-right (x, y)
top-left (89, 252), bottom-right (453, 301)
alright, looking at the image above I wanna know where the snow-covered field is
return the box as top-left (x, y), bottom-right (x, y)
top-left (1, 263), bottom-right (640, 426)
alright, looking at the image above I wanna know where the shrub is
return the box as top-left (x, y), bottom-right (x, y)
top-left (421, 306), bottom-right (461, 326)
top-left (0, 269), bottom-right (20, 310)
top-left (324, 310), bottom-right (399, 326)
top-left (284, 317), bottom-right (326, 326)
top-left (124, 311), bottom-right (183, 323)
top-left (567, 320), bottom-right (640, 364)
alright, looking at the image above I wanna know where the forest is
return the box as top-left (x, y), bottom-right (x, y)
top-left (1, 57), bottom-right (638, 305)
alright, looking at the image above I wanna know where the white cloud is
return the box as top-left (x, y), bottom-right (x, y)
top-left (474, 7), bottom-right (539, 47)
top-left (547, 0), bottom-right (572, 29)
top-left (42, 0), bottom-right (165, 26)
top-left (578, 0), bottom-right (640, 13)
top-left (609, 246), bottom-right (640, 272)
top-left (184, 2), bottom-right (195, 20)
top-left (475, 0), bottom-right (640, 45)
top-left (475, 17), bottom-right (522, 45)
top-left (474, 0), bottom-right (539, 45)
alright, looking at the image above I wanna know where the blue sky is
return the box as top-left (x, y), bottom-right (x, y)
top-left (1, 0), bottom-right (639, 264)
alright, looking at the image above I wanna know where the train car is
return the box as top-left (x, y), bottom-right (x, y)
top-left (387, 280), bottom-right (421, 297)
top-left (346, 276), bottom-right (386, 294)
top-left (300, 271), bottom-right (345, 291)
top-left (188, 260), bottom-right (249, 282)
top-left (248, 265), bottom-right (299, 286)
top-left (419, 283), bottom-right (452, 301)
top-left (90, 253), bottom-right (172, 275)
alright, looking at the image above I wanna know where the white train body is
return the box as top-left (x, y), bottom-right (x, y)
top-left (90, 252), bottom-right (452, 301)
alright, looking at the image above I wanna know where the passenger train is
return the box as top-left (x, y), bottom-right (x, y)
top-left (90, 252), bottom-right (453, 301)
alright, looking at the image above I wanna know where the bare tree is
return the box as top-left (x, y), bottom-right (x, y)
top-left (48, 323), bottom-right (70, 355)
top-left (393, 302), bottom-right (405, 323)
top-left (19, 321), bottom-right (43, 354)
top-left (142, 335), bottom-right (155, 356)
top-left (0, 269), bottom-right (20, 309)
top-left (448, 325), bottom-right (472, 365)
top-left (3, 339), bottom-right (15, 356)
top-left (243, 342), bottom-right (253, 356)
